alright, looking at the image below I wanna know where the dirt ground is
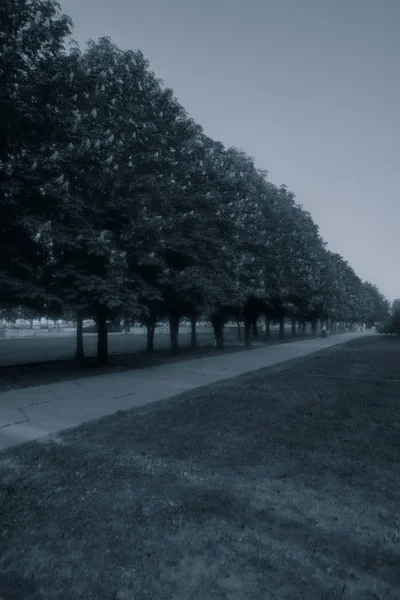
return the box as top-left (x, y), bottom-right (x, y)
top-left (0, 335), bottom-right (399, 599)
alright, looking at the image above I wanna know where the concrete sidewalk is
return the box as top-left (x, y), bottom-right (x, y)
top-left (0, 331), bottom-right (370, 451)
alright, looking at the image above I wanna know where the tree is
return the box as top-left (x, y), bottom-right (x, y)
top-left (0, 0), bottom-right (72, 312)
top-left (390, 300), bottom-right (400, 335)
top-left (359, 283), bottom-right (390, 327)
top-left (42, 38), bottom-right (168, 363)
top-left (201, 145), bottom-right (267, 348)
top-left (261, 183), bottom-right (306, 338)
top-left (379, 298), bottom-right (400, 335)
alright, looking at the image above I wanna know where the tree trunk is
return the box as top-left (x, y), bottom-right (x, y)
top-left (96, 312), bottom-right (108, 364)
top-left (75, 311), bottom-right (84, 359)
top-left (146, 324), bottom-right (155, 352)
top-left (311, 318), bottom-right (317, 336)
top-left (301, 320), bottom-right (307, 336)
top-left (190, 314), bottom-right (197, 348)
top-left (244, 319), bottom-right (252, 347)
top-left (264, 315), bottom-right (270, 339)
top-left (169, 314), bottom-right (180, 355)
top-left (291, 316), bottom-right (296, 337)
top-left (146, 318), bottom-right (156, 353)
top-left (237, 320), bottom-right (241, 340)
top-left (279, 316), bottom-right (285, 339)
top-left (211, 315), bottom-right (224, 349)
top-left (252, 321), bottom-right (259, 339)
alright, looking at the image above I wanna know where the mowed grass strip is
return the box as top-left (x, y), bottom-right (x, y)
top-left (0, 336), bottom-right (399, 599)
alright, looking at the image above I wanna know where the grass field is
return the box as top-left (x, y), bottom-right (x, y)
top-left (0, 335), bottom-right (399, 599)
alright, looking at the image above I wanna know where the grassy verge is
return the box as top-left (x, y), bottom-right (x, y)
top-left (0, 330), bottom-right (321, 392)
top-left (0, 335), bottom-right (399, 599)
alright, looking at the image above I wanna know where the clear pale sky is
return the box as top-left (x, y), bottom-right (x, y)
top-left (60, 0), bottom-right (400, 302)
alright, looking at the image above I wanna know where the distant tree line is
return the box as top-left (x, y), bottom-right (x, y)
top-left (0, 0), bottom-right (391, 362)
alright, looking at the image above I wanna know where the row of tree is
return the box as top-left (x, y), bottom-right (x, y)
top-left (0, 0), bottom-right (390, 363)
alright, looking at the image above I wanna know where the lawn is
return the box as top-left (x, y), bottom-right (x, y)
top-left (0, 335), bottom-right (399, 599)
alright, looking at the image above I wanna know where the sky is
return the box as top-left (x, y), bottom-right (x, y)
top-left (60, 0), bottom-right (400, 302)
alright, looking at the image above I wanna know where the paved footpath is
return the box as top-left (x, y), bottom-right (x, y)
top-left (0, 331), bottom-right (369, 451)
